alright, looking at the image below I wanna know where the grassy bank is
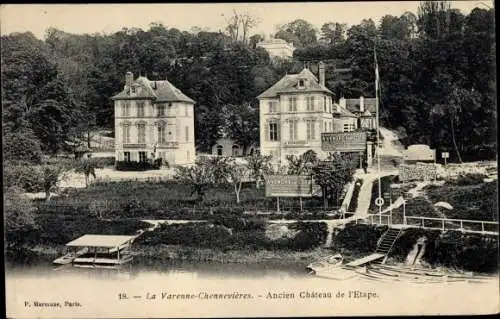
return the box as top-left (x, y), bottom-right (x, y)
top-left (44, 180), bottom-right (330, 218)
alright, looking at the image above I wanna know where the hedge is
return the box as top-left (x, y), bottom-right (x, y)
top-left (115, 160), bottom-right (161, 171)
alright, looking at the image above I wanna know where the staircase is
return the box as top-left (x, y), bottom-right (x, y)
top-left (374, 228), bottom-right (402, 264)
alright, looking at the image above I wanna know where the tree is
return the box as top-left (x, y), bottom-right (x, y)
top-left (245, 154), bottom-right (273, 188)
top-left (222, 102), bottom-right (259, 155)
top-left (312, 153), bottom-right (357, 209)
top-left (174, 157), bottom-right (230, 202)
top-left (320, 22), bottom-right (347, 46)
top-left (3, 129), bottom-right (43, 164)
top-left (4, 186), bottom-right (38, 251)
top-left (225, 160), bottom-right (249, 204)
top-left (37, 164), bottom-right (71, 201)
top-left (222, 10), bottom-right (259, 44)
top-left (275, 19), bottom-right (318, 47)
top-left (74, 158), bottom-right (97, 187)
top-left (249, 34), bottom-right (264, 48)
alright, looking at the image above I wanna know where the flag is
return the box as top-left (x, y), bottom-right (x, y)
top-left (374, 49), bottom-right (379, 95)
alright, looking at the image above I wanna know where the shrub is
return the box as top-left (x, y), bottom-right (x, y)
top-left (115, 160), bottom-right (160, 171)
top-left (90, 157), bottom-right (115, 168)
top-left (447, 173), bottom-right (488, 186)
top-left (3, 165), bottom-right (44, 192)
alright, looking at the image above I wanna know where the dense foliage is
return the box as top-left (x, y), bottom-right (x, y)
top-left (1, 2), bottom-right (495, 160)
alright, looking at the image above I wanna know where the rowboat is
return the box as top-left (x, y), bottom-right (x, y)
top-left (306, 254), bottom-right (358, 280)
top-left (356, 264), bottom-right (494, 284)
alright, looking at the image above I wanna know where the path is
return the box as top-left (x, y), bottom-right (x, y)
top-left (353, 169), bottom-right (398, 218)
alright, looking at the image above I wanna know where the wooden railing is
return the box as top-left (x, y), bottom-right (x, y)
top-left (358, 214), bottom-right (498, 234)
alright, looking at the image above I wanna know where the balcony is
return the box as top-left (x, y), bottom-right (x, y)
top-left (284, 140), bottom-right (309, 148)
top-left (122, 143), bottom-right (147, 149)
top-left (156, 141), bottom-right (179, 149)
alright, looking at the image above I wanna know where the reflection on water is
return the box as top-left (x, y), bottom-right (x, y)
top-left (6, 258), bottom-right (500, 317)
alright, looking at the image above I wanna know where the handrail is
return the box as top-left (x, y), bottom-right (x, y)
top-left (404, 215), bottom-right (498, 225)
top-left (364, 214), bottom-right (498, 226)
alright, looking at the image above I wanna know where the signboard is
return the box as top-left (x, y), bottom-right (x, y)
top-left (390, 184), bottom-right (403, 198)
top-left (403, 144), bottom-right (436, 162)
top-left (399, 163), bottom-right (438, 182)
top-left (441, 152), bottom-right (450, 159)
top-left (265, 175), bottom-right (313, 197)
top-left (321, 132), bottom-right (367, 152)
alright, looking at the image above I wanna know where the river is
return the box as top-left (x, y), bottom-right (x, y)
top-left (6, 259), bottom-right (499, 317)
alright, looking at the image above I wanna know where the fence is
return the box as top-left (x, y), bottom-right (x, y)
top-left (358, 213), bottom-right (498, 234)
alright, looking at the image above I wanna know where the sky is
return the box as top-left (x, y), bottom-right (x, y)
top-left (0, 1), bottom-right (494, 40)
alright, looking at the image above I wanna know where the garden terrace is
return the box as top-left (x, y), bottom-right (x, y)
top-left (424, 181), bottom-right (497, 221)
top-left (45, 180), bottom-right (336, 219)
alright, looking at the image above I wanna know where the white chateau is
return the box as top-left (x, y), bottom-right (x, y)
top-left (257, 62), bottom-right (335, 164)
top-left (256, 38), bottom-right (295, 60)
top-left (112, 72), bottom-right (195, 165)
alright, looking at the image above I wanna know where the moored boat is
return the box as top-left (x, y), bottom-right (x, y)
top-left (306, 254), bottom-right (358, 280)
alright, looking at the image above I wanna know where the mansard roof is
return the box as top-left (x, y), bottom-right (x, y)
top-left (257, 68), bottom-right (333, 99)
top-left (112, 76), bottom-right (194, 103)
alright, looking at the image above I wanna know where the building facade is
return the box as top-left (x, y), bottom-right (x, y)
top-left (257, 62), bottom-right (335, 164)
top-left (341, 96), bottom-right (377, 130)
top-left (256, 38), bottom-right (295, 60)
top-left (111, 72), bottom-right (196, 166)
top-left (211, 137), bottom-right (259, 157)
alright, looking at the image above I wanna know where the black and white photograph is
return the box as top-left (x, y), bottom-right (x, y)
top-left (2, 2), bottom-right (498, 317)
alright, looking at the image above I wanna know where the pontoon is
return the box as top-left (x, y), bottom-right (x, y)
top-left (53, 235), bottom-right (136, 269)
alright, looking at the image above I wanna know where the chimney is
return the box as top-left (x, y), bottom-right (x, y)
top-left (125, 71), bottom-right (133, 88)
top-left (359, 96), bottom-right (364, 113)
top-left (340, 97), bottom-right (346, 110)
top-left (318, 61), bottom-right (325, 87)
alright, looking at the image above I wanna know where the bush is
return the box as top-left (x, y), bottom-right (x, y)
top-left (90, 157), bottom-right (115, 168)
top-left (35, 214), bottom-right (150, 245)
top-left (3, 165), bottom-right (44, 192)
top-left (115, 160), bottom-right (160, 171)
top-left (447, 173), bottom-right (488, 186)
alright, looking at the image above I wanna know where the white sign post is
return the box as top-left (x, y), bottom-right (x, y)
top-left (442, 152), bottom-right (449, 166)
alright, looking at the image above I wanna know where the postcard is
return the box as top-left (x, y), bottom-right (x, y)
top-left (3, 2), bottom-right (498, 318)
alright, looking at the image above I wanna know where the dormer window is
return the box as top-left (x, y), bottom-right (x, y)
top-left (298, 79), bottom-right (306, 88)
top-left (131, 86), bottom-right (136, 94)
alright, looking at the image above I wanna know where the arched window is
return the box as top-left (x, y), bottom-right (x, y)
top-left (232, 145), bottom-right (240, 157)
top-left (216, 145), bottom-right (223, 156)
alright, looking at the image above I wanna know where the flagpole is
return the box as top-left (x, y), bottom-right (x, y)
top-left (375, 46), bottom-right (382, 224)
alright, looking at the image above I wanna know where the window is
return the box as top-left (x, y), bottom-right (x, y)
top-left (122, 124), bottom-right (130, 143)
top-left (343, 123), bottom-right (350, 132)
top-left (269, 122), bottom-right (279, 141)
top-left (157, 104), bottom-right (165, 117)
top-left (269, 101), bottom-right (278, 113)
top-left (185, 126), bottom-right (189, 142)
top-left (328, 99), bottom-right (332, 113)
top-left (122, 102), bottom-right (130, 117)
top-left (288, 96), bottom-right (297, 112)
top-left (124, 152), bottom-right (131, 162)
top-left (306, 120), bottom-right (316, 140)
top-left (329, 121), bottom-right (333, 132)
top-left (185, 105), bottom-right (189, 116)
top-left (350, 123), bottom-right (356, 131)
top-left (323, 96), bottom-right (327, 112)
top-left (232, 145), bottom-right (240, 157)
top-left (288, 119), bottom-right (298, 141)
top-left (131, 86), bottom-right (136, 94)
top-left (137, 123), bottom-right (146, 144)
top-left (157, 124), bottom-right (166, 143)
top-left (320, 121), bottom-right (323, 133)
top-left (216, 145), bottom-right (223, 156)
top-left (137, 102), bottom-right (145, 117)
top-left (306, 96), bottom-right (315, 111)
top-left (298, 79), bottom-right (305, 88)
top-left (139, 151), bottom-right (147, 163)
